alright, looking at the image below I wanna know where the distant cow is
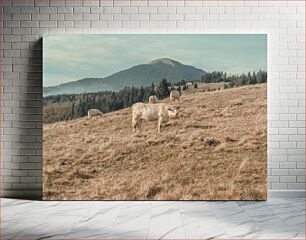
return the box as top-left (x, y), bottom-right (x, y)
top-left (132, 103), bottom-right (178, 133)
top-left (148, 95), bottom-right (158, 104)
top-left (186, 82), bottom-right (193, 89)
top-left (88, 109), bottom-right (103, 119)
top-left (170, 90), bottom-right (180, 102)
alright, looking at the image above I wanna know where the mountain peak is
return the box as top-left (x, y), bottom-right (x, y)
top-left (44, 58), bottom-right (206, 96)
top-left (148, 58), bottom-right (177, 67)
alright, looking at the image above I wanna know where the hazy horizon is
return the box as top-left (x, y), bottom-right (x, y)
top-left (43, 34), bottom-right (267, 87)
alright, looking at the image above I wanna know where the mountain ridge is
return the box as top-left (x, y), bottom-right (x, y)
top-left (43, 58), bottom-right (206, 96)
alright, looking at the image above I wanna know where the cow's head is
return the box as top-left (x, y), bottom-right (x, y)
top-left (167, 105), bottom-right (179, 118)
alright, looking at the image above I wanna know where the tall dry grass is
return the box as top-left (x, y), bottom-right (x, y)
top-left (43, 84), bottom-right (267, 200)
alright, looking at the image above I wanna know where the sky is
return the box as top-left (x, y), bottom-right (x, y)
top-left (43, 34), bottom-right (267, 87)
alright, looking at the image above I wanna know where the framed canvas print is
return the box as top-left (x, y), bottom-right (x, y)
top-left (43, 34), bottom-right (267, 200)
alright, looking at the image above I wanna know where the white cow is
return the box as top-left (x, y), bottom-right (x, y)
top-left (148, 95), bottom-right (158, 104)
top-left (170, 90), bottom-right (180, 102)
top-left (132, 103), bottom-right (178, 133)
top-left (87, 109), bottom-right (103, 119)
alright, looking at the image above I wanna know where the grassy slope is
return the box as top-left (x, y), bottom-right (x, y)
top-left (43, 84), bottom-right (267, 200)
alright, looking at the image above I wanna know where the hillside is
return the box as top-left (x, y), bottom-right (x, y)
top-left (43, 84), bottom-right (267, 200)
top-left (43, 58), bottom-right (206, 96)
top-left (43, 78), bottom-right (105, 97)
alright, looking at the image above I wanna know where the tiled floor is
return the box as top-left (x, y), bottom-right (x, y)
top-left (2, 198), bottom-right (305, 239)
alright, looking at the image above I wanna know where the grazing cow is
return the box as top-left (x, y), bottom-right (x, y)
top-left (148, 95), bottom-right (158, 104)
top-left (186, 82), bottom-right (193, 89)
top-left (87, 109), bottom-right (103, 119)
top-left (170, 90), bottom-right (180, 102)
top-left (132, 103), bottom-right (178, 133)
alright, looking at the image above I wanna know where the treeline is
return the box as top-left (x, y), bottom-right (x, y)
top-left (201, 69), bottom-right (267, 86)
top-left (44, 79), bottom-right (172, 122)
top-left (44, 70), bottom-right (267, 123)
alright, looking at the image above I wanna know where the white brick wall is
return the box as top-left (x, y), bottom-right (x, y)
top-left (1, 0), bottom-right (305, 198)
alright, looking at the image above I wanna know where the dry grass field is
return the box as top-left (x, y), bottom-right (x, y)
top-left (43, 84), bottom-right (267, 200)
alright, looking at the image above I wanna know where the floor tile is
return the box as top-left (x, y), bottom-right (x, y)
top-left (2, 198), bottom-right (304, 240)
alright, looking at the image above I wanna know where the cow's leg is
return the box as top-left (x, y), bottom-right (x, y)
top-left (132, 118), bottom-right (137, 133)
top-left (138, 119), bottom-right (143, 133)
top-left (158, 118), bottom-right (163, 133)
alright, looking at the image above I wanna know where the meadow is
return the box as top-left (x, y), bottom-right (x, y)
top-left (43, 84), bottom-right (267, 200)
